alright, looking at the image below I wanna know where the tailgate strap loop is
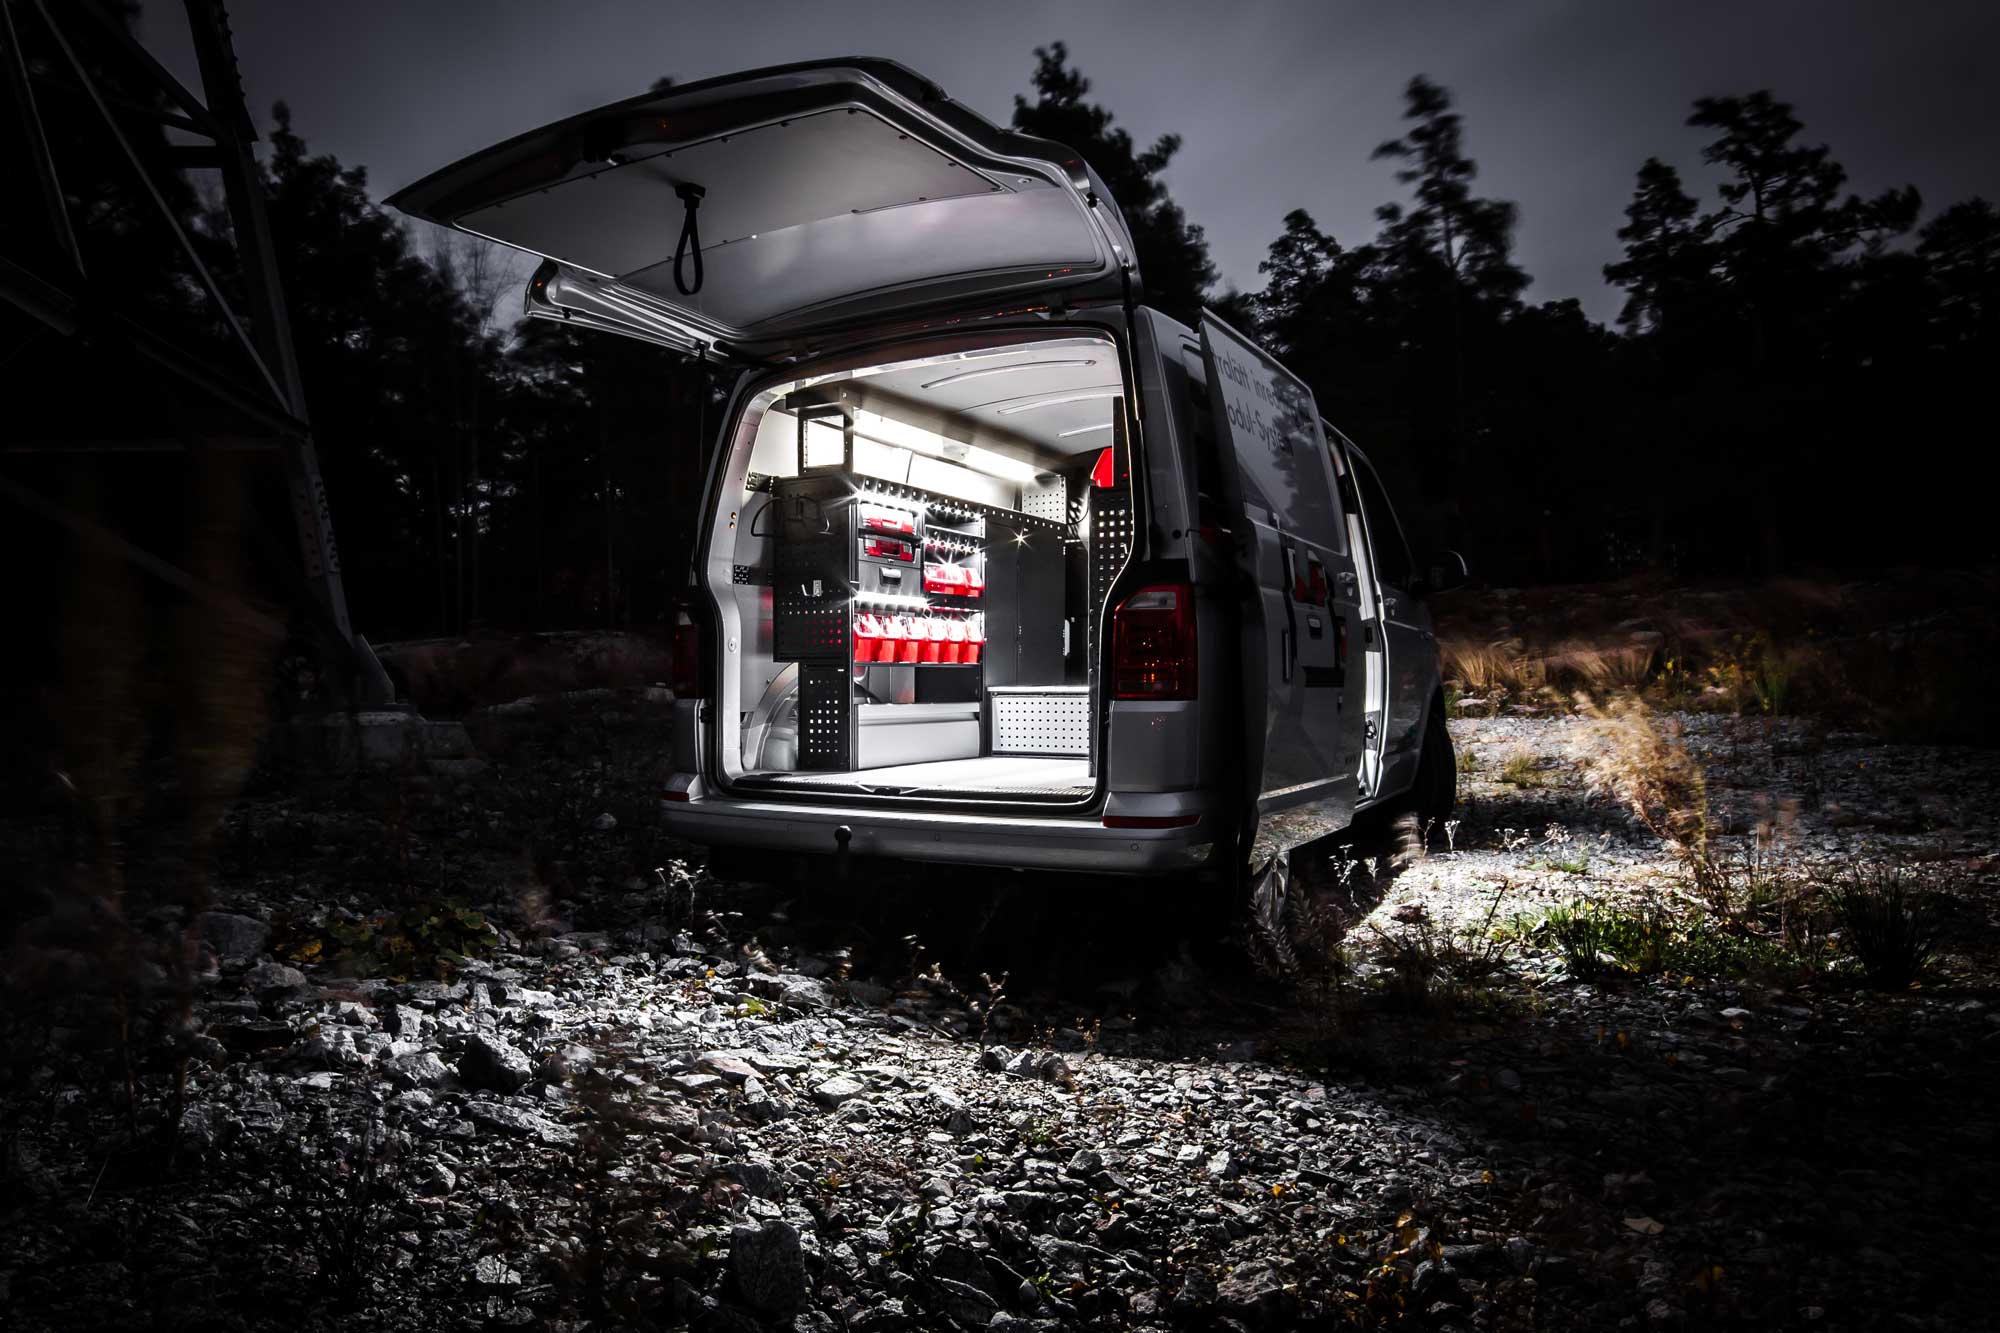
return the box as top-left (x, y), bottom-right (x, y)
top-left (673, 182), bottom-right (707, 296)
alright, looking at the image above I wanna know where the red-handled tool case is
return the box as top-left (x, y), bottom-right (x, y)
top-left (859, 502), bottom-right (915, 536)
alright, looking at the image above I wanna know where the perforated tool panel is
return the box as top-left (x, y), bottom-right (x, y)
top-left (991, 689), bottom-right (1091, 755)
top-left (773, 590), bottom-right (850, 660)
top-left (1022, 476), bottom-right (1068, 523)
top-left (1088, 485), bottom-right (1133, 663)
top-left (772, 478), bottom-right (853, 663)
top-left (797, 665), bottom-right (853, 770)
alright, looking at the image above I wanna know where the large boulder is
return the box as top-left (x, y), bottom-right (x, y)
top-left (245, 961), bottom-right (311, 1001)
top-left (1215, 1261), bottom-right (1299, 1325)
top-left (731, 1219), bottom-right (807, 1317)
top-left (196, 912), bottom-right (269, 963)
top-left (385, 1051), bottom-right (451, 1090)
top-left (458, 1033), bottom-right (533, 1091)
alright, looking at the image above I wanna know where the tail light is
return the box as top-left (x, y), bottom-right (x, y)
top-left (670, 612), bottom-right (704, 698)
top-left (1111, 583), bottom-right (1196, 700)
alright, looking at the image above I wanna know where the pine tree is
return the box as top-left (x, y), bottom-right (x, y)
top-left (1603, 158), bottom-right (1709, 338)
top-left (1011, 42), bottom-right (1216, 325)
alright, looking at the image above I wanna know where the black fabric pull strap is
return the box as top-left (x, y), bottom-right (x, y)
top-left (673, 182), bottom-right (706, 296)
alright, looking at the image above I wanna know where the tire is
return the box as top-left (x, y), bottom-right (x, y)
top-left (1411, 701), bottom-right (1458, 832)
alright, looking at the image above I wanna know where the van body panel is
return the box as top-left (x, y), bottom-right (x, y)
top-left (387, 59), bottom-right (1136, 356)
top-left (1105, 699), bottom-right (1200, 791)
top-left (1195, 312), bottom-right (1368, 866)
top-left (661, 793), bottom-right (1211, 873)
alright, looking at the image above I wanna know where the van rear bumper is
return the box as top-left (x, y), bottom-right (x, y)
top-left (661, 792), bottom-right (1214, 874)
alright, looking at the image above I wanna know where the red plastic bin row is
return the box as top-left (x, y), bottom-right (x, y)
top-left (854, 613), bottom-right (984, 664)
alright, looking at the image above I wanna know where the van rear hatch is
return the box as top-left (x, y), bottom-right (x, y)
top-left (387, 58), bottom-right (1138, 358)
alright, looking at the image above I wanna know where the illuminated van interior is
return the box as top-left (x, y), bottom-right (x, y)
top-left (703, 334), bottom-right (1133, 801)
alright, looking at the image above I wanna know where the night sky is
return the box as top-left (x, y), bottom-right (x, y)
top-left (148, 0), bottom-right (1999, 324)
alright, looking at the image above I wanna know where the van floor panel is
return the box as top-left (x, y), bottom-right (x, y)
top-left (744, 756), bottom-right (1091, 798)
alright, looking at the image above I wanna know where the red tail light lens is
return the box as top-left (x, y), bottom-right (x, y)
top-left (1111, 583), bottom-right (1196, 700)
top-left (1091, 446), bottom-right (1117, 489)
top-left (670, 615), bottom-right (704, 698)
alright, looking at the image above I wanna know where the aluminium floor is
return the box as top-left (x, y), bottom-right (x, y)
top-left (743, 754), bottom-right (1092, 798)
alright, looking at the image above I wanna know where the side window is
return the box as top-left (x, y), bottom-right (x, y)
top-left (1351, 449), bottom-right (1414, 589)
top-left (1177, 344), bottom-right (1233, 530)
top-left (1196, 325), bottom-right (1346, 553)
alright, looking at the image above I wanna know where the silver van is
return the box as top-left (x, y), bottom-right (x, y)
top-left (391, 58), bottom-right (1462, 891)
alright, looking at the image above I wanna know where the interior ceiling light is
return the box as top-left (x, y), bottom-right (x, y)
top-left (994, 389), bottom-right (1121, 416)
top-left (919, 359), bottom-right (1098, 391)
top-left (1057, 422), bottom-right (1114, 439)
top-left (851, 409), bottom-right (1045, 486)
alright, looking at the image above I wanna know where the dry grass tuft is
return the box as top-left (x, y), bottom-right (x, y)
top-left (1439, 638), bottom-right (1543, 697)
top-left (1569, 694), bottom-right (1709, 854)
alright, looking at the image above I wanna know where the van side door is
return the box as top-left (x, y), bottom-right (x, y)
top-left (1324, 426), bottom-right (1389, 800)
top-left (1348, 445), bottom-right (1434, 795)
top-left (1197, 313), bottom-right (1366, 867)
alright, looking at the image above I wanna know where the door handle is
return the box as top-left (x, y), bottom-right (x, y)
top-left (1280, 627), bottom-right (1293, 681)
top-left (1383, 595), bottom-right (1399, 616)
top-left (1306, 614), bottom-right (1324, 639)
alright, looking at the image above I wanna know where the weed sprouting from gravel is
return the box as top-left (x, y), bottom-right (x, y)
top-left (249, 1109), bottom-right (404, 1309)
top-left (1370, 880), bottom-right (1519, 1013)
top-left (971, 971), bottom-right (1010, 1050)
top-left (1828, 866), bottom-right (1946, 990)
top-left (1536, 895), bottom-right (1824, 985)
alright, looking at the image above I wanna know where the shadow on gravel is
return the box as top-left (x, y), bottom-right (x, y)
top-left (708, 850), bottom-right (1278, 1038)
top-left (703, 818), bottom-right (1423, 1057)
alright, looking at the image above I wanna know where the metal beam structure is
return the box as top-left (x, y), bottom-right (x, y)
top-left (0, 0), bottom-right (381, 693)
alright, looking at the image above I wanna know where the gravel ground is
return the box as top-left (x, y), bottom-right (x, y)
top-left (3, 706), bottom-right (1998, 1331)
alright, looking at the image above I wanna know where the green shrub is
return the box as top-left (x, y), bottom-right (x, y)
top-left (1829, 868), bottom-right (1944, 990)
top-left (1538, 899), bottom-right (1817, 984)
top-left (1542, 901), bottom-right (1674, 979)
top-left (276, 900), bottom-right (496, 980)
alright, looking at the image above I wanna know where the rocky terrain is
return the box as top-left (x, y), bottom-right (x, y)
top-left (3, 701), bottom-right (1997, 1331)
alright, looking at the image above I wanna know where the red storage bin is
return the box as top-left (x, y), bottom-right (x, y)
top-left (864, 536), bottom-right (914, 562)
top-left (963, 618), bottom-right (985, 665)
top-left (894, 617), bottom-right (921, 664)
top-left (854, 613), bottom-right (883, 663)
top-left (919, 616), bottom-right (948, 663)
top-left (923, 562), bottom-right (970, 597)
top-left (963, 567), bottom-right (984, 598)
top-left (944, 617), bottom-right (967, 663)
